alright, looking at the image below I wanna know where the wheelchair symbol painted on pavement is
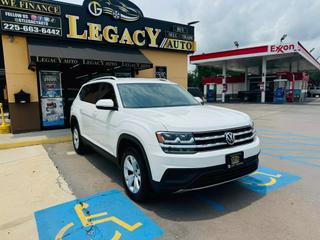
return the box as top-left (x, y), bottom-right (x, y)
top-left (35, 189), bottom-right (163, 240)
top-left (238, 167), bottom-right (300, 194)
top-left (55, 201), bottom-right (143, 240)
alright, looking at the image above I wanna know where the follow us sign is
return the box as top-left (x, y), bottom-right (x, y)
top-left (35, 189), bottom-right (163, 240)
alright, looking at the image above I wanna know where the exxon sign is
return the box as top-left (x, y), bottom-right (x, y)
top-left (270, 44), bottom-right (296, 54)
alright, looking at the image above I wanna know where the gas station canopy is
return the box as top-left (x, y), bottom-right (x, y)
top-left (190, 42), bottom-right (320, 72)
top-left (189, 42), bottom-right (320, 103)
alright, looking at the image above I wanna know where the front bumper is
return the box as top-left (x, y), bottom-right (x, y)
top-left (151, 154), bottom-right (259, 193)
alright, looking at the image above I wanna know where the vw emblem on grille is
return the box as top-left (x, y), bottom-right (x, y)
top-left (225, 132), bottom-right (235, 145)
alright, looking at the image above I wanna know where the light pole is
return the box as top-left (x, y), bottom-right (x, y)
top-left (280, 34), bottom-right (287, 43)
top-left (187, 21), bottom-right (200, 26)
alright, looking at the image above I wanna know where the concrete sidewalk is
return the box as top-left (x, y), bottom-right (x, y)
top-left (0, 145), bottom-right (75, 240)
top-left (0, 129), bottom-right (72, 150)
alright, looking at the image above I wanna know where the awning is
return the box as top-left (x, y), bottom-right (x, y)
top-left (27, 39), bottom-right (153, 70)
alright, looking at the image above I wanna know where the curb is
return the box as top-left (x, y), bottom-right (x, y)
top-left (0, 135), bottom-right (72, 150)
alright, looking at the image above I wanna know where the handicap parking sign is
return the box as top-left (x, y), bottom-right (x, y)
top-left (35, 189), bottom-right (163, 240)
top-left (238, 167), bottom-right (300, 194)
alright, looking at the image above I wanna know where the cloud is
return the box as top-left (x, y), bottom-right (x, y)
top-left (60, 0), bottom-right (320, 58)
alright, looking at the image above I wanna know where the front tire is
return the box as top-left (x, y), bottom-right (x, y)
top-left (72, 124), bottom-right (87, 155)
top-left (121, 147), bottom-right (151, 202)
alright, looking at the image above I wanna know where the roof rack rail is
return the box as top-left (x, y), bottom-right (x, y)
top-left (158, 78), bottom-right (169, 82)
top-left (89, 76), bottom-right (118, 82)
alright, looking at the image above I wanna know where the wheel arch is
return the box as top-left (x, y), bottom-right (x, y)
top-left (117, 134), bottom-right (153, 182)
top-left (70, 115), bottom-right (78, 129)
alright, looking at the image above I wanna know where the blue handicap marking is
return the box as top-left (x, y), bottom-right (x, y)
top-left (35, 189), bottom-right (163, 240)
top-left (238, 167), bottom-right (300, 194)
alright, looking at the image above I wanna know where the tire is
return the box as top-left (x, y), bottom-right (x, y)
top-left (72, 124), bottom-right (87, 155)
top-left (121, 147), bottom-right (151, 202)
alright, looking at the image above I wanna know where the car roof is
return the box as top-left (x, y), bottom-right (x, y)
top-left (87, 77), bottom-right (175, 85)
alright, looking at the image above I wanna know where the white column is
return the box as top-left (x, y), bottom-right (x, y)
top-left (203, 84), bottom-right (207, 100)
top-left (245, 67), bottom-right (248, 91)
top-left (261, 57), bottom-right (267, 103)
top-left (222, 62), bottom-right (227, 103)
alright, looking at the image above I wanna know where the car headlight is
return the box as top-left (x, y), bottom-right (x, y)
top-left (250, 120), bottom-right (256, 136)
top-left (156, 132), bottom-right (196, 154)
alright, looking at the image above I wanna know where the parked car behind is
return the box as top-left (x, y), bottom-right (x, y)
top-left (188, 87), bottom-right (205, 104)
top-left (308, 86), bottom-right (320, 97)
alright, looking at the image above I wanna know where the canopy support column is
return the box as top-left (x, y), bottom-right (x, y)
top-left (222, 62), bottom-right (227, 103)
top-left (261, 57), bottom-right (267, 103)
top-left (245, 67), bottom-right (248, 91)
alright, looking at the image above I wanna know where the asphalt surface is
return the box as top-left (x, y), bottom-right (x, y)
top-left (44, 99), bottom-right (320, 240)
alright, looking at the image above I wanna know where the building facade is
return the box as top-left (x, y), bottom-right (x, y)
top-left (0, 0), bottom-right (196, 133)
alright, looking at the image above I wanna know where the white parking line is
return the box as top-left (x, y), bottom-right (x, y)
top-left (66, 151), bottom-right (76, 156)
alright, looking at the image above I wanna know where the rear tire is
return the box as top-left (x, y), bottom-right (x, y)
top-left (121, 147), bottom-right (151, 202)
top-left (72, 124), bottom-right (87, 155)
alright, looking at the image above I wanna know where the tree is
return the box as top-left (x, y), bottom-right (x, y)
top-left (308, 71), bottom-right (320, 86)
top-left (188, 66), bottom-right (221, 90)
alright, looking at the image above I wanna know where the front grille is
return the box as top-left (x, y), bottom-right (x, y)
top-left (193, 125), bottom-right (255, 152)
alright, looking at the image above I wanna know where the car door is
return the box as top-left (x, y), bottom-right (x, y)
top-left (78, 83), bottom-right (100, 142)
top-left (93, 82), bottom-right (119, 154)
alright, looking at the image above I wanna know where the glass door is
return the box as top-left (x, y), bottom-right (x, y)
top-left (39, 71), bottom-right (65, 128)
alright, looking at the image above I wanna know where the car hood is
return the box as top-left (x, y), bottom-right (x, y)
top-left (126, 105), bottom-right (251, 132)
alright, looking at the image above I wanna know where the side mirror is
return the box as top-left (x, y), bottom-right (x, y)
top-left (96, 99), bottom-right (118, 111)
top-left (194, 97), bottom-right (204, 105)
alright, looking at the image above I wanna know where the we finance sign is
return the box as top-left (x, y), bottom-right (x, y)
top-left (0, 0), bottom-right (196, 53)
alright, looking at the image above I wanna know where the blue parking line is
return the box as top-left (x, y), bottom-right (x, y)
top-left (257, 128), bottom-right (320, 140)
top-left (196, 195), bottom-right (225, 212)
top-left (261, 140), bottom-right (320, 147)
top-left (238, 166), bottom-right (301, 194)
top-left (262, 152), bottom-right (320, 168)
top-left (263, 147), bottom-right (320, 153)
top-left (262, 151), bottom-right (320, 160)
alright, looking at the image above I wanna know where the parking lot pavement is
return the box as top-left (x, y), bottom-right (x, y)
top-left (0, 145), bottom-right (74, 240)
top-left (5, 102), bottom-right (320, 240)
top-left (34, 102), bottom-right (320, 240)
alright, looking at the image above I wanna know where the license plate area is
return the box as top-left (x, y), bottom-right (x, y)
top-left (226, 152), bottom-right (244, 169)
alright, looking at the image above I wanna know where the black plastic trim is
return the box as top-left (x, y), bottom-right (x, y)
top-left (151, 154), bottom-right (259, 193)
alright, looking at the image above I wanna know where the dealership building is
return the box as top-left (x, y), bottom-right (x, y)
top-left (0, 0), bottom-right (196, 133)
top-left (190, 42), bottom-right (320, 103)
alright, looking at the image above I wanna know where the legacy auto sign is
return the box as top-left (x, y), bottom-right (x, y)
top-left (0, 0), bottom-right (196, 53)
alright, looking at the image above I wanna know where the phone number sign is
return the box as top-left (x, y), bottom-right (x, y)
top-left (0, 9), bottom-right (62, 37)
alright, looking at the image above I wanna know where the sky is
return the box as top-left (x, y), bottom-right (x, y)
top-left (61, 0), bottom-right (320, 61)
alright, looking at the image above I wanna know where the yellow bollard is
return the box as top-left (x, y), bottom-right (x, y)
top-left (0, 103), bottom-right (10, 134)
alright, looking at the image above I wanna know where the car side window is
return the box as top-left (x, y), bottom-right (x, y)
top-left (97, 83), bottom-right (118, 106)
top-left (79, 83), bottom-right (100, 104)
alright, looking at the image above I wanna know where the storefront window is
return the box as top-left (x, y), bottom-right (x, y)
top-left (39, 71), bottom-right (65, 128)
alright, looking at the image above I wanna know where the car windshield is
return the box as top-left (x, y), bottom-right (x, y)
top-left (117, 83), bottom-right (199, 108)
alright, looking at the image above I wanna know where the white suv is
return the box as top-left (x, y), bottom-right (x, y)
top-left (70, 77), bottom-right (260, 201)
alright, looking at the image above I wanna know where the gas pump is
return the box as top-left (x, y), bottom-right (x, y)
top-left (206, 84), bottom-right (216, 103)
top-left (273, 79), bottom-right (288, 104)
top-left (277, 72), bottom-right (295, 102)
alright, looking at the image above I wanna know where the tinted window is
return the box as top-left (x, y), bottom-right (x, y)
top-left (79, 83), bottom-right (100, 104)
top-left (97, 83), bottom-right (118, 106)
top-left (117, 83), bottom-right (199, 108)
